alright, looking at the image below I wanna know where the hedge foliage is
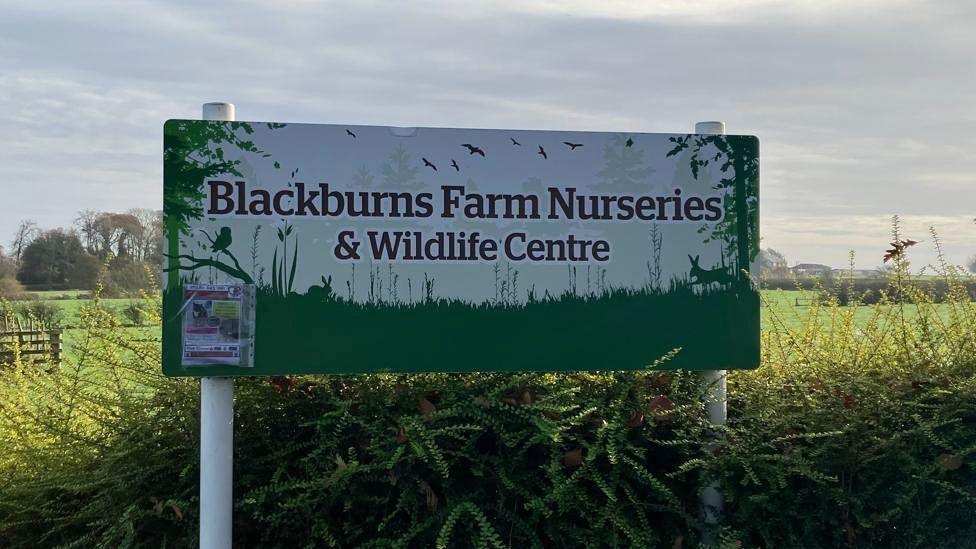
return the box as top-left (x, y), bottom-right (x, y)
top-left (1, 233), bottom-right (974, 548)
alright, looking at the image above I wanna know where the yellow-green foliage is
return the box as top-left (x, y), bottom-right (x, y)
top-left (0, 226), bottom-right (974, 548)
top-left (715, 227), bottom-right (976, 547)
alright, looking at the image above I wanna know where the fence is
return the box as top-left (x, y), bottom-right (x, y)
top-left (0, 315), bottom-right (62, 366)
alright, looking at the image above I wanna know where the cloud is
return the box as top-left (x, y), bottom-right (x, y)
top-left (763, 213), bottom-right (974, 269)
top-left (0, 1), bottom-right (972, 269)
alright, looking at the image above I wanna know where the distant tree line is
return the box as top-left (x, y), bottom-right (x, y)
top-left (0, 209), bottom-right (163, 297)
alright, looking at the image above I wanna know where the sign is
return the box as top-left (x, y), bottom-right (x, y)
top-left (163, 120), bottom-right (759, 376)
top-left (180, 283), bottom-right (254, 367)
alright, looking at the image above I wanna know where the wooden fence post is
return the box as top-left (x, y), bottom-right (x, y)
top-left (50, 329), bottom-right (63, 365)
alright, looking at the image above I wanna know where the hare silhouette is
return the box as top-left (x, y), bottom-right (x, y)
top-left (688, 255), bottom-right (732, 288)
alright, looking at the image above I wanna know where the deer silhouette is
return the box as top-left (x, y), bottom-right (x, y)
top-left (688, 255), bottom-right (733, 288)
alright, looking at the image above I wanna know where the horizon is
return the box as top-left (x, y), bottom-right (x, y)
top-left (0, 1), bottom-right (973, 270)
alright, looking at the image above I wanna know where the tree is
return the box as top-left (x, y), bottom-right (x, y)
top-left (966, 255), bottom-right (976, 274)
top-left (760, 248), bottom-right (789, 276)
top-left (127, 208), bottom-right (164, 263)
top-left (93, 212), bottom-right (143, 259)
top-left (17, 229), bottom-right (96, 288)
top-left (10, 220), bottom-right (40, 261)
top-left (75, 209), bottom-right (99, 253)
top-left (0, 245), bottom-right (21, 297)
top-left (596, 135), bottom-right (652, 191)
top-left (0, 250), bottom-right (15, 279)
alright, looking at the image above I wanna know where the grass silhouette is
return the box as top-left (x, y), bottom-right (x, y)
top-left (163, 275), bottom-right (759, 376)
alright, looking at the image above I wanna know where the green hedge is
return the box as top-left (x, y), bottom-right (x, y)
top-left (1, 256), bottom-right (974, 547)
top-left (762, 275), bottom-right (976, 304)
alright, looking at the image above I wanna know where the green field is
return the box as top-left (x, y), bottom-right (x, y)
top-left (11, 292), bottom-right (158, 364)
top-left (761, 288), bottom-right (967, 330)
top-left (26, 288), bottom-right (975, 365)
top-left (41, 298), bottom-right (142, 328)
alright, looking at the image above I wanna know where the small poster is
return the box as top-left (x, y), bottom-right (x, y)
top-left (181, 283), bottom-right (254, 367)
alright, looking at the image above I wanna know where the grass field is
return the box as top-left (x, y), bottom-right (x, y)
top-left (16, 287), bottom-right (972, 368)
top-left (10, 291), bottom-right (158, 364)
top-left (27, 288), bottom-right (975, 360)
top-left (761, 288), bottom-right (967, 329)
top-left (40, 298), bottom-right (141, 328)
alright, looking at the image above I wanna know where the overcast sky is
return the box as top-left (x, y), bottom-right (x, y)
top-left (0, 0), bottom-right (972, 269)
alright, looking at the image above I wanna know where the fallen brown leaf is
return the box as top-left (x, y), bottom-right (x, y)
top-left (418, 397), bottom-right (436, 417)
top-left (563, 448), bottom-right (583, 469)
top-left (936, 454), bottom-right (963, 471)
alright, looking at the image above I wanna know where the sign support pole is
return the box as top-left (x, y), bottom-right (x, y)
top-left (199, 101), bottom-right (236, 549)
top-left (696, 120), bottom-right (728, 543)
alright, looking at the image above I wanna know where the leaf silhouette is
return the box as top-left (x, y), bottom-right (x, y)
top-left (288, 240), bottom-right (298, 292)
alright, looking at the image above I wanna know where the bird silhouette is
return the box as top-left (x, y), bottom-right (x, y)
top-left (625, 137), bottom-right (634, 147)
top-left (423, 158), bottom-right (437, 171)
top-left (450, 159), bottom-right (460, 172)
top-left (563, 141), bottom-right (583, 150)
top-left (537, 145), bottom-right (547, 159)
top-left (510, 137), bottom-right (521, 146)
top-left (209, 227), bottom-right (232, 253)
top-left (346, 129), bottom-right (357, 138)
top-left (461, 143), bottom-right (485, 156)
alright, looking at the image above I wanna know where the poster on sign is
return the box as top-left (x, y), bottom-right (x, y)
top-left (162, 120), bottom-right (759, 376)
top-left (179, 283), bottom-right (254, 367)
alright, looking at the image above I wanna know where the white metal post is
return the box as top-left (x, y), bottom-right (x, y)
top-left (200, 102), bottom-right (236, 549)
top-left (696, 120), bottom-right (727, 541)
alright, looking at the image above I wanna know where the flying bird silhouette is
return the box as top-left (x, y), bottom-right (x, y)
top-left (461, 143), bottom-right (485, 156)
top-left (510, 137), bottom-right (521, 146)
top-left (345, 129), bottom-right (357, 138)
top-left (563, 141), bottom-right (583, 150)
top-left (450, 159), bottom-right (460, 172)
top-left (422, 158), bottom-right (437, 171)
top-left (537, 145), bottom-right (547, 159)
top-left (625, 137), bottom-right (634, 147)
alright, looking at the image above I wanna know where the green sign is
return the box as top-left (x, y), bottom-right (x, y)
top-left (163, 120), bottom-right (759, 376)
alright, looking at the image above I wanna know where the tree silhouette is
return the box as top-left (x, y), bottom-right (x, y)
top-left (381, 143), bottom-right (421, 189)
top-left (666, 134), bottom-right (759, 283)
top-left (352, 165), bottom-right (375, 188)
top-left (163, 120), bottom-right (283, 286)
top-left (596, 135), bottom-right (652, 191)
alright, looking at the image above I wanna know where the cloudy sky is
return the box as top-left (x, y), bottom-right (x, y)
top-left (0, 0), bottom-right (972, 269)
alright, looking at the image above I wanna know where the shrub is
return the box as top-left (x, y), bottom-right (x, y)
top-left (15, 300), bottom-right (63, 328)
top-left (762, 275), bottom-right (976, 304)
top-left (119, 302), bottom-right (147, 326)
top-left (0, 277), bottom-right (24, 299)
top-left (710, 227), bottom-right (976, 547)
top-left (0, 226), bottom-right (973, 548)
top-left (100, 261), bottom-right (159, 297)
